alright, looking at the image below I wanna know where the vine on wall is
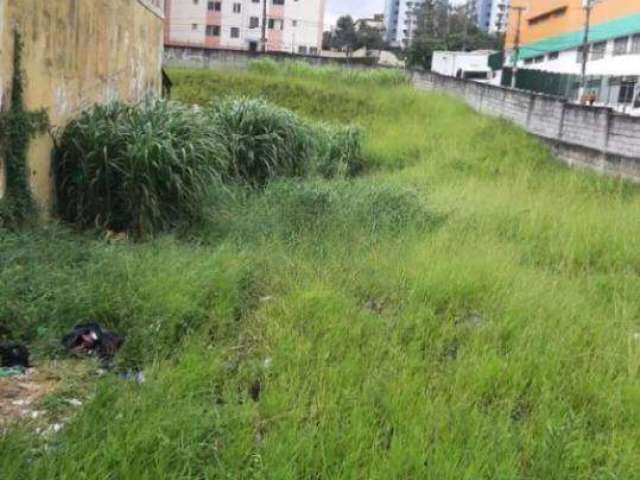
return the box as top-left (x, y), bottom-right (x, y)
top-left (0, 29), bottom-right (49, 226)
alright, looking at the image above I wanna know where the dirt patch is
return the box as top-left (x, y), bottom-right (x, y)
top-left (0, 368), bottom-right (57, 429)
top-left (0, 360), bottom-right (97, 435)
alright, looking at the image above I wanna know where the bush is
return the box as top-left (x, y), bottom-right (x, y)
top-left (54, 97), bottom-right (365, 235)
top-left (54, 99), bottom-right (229, 236)
top-left (209, 97), bottom-right (365, 185)
top-left (208, 97), bottom-right (314, 186)
top-left (313, 124), bottom-right (365, 178)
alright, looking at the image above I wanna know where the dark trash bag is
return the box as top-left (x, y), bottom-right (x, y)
top-left (62, 323), bottom-right (123, 366)
top-left (0, 342), bottom-right (31, 368)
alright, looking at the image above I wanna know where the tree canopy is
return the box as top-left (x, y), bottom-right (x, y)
top-left (406, 1), bottom-right (502, 69)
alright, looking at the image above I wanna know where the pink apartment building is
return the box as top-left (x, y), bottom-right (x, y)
top-left (165, 0), bottom-right (325, 54)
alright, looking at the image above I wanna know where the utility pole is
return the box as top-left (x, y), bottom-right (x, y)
top-left (508, 5), bottom-right (526, 89)
top-left (580, 0), bottom-right (595, 95)
top-left (261, 0), bottom-right (268, 53)
top-left (462, 0), bottom-right (470, 51)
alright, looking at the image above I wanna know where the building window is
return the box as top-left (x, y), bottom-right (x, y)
top-left (192, 23), bottom-right (198, 30)
top-left (524, 58), bottom-right (534, 65)
top-left (214, 2), bottom-right (221, 11)
top-left (614, 37), bottom-right (629, 55)
top-left (250, 17), bottom-right (260, 28)
top-left (547, 51), bottom-right (559, 61)
top-left (533, 55), bottom-right (544, 63)
top-left (298, 46), bottom-right (307, 55)
top-left (292, 20), bottom-right (298, 27)
top-left (590, 41), bottom-right (606, 61)
top-left (268, 19), bottom-right (283, 30)
top-left (233, 3), bottom-right (241, 13)
top-left (230, 27), bottom-right (240, 38)
top-left (208, 1), bottom-right (214, 10)
top-left (632, 34), bottom-right (640, 54)
top-left (309, 47), bottom-right (318, 55)
top-left (619, 80), bottom-right (637, 104)
top-left (273, 0), bottom-right (285, 4)
top-left (206, 25), bottom-right (221, 36)
top-left (193, 0), bottom-right (199, 4)
top-left (576, 46), bottom-right (585, 64)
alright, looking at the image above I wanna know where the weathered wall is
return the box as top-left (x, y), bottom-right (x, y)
top-left (0, 0), bottom-right (164, 211)
top-left (412, 70), bottom-right (640, 181)
top-left (164, 46), bottom-right (378, 70)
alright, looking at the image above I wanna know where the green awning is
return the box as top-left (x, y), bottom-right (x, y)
top-left (519, 13), bottom-right (640, 60)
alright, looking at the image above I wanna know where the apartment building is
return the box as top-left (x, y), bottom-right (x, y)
top-left (472, 0), bottom-right (492, 32)
top-left (384, 0), bottom-right (424, 48)
top-left (488, 0), bottom-right (509, 34)
top-left (164, 0), bottom-right (325, 55)
top-left (471, 0), bottom-right (509, 34)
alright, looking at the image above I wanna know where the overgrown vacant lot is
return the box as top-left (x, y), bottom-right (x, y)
top-left (4, 62), bottom-right (640, 478)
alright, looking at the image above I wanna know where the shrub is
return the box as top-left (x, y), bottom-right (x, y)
top-left (208, 97), bottom-right (314, 186)
top-left (54, 99), bottom-right (228, 236)
top-left (208, 97), bottom-right (365, 185)
top-left (313, 124), bottom-right (365, 178)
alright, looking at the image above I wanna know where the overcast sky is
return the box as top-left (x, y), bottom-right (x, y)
top-left (325, 0), bottom-right (466, 28)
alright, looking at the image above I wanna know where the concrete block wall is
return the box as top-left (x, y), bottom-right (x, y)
top-left (561, 105), bottom-right (609, 151)
top-left (411, 70), bottom-right (640, 181)
top-left (609, 115), bottom-right (640, 158)
top-left (164, 46), bottom-right (377, 71)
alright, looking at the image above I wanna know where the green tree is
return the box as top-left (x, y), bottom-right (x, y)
top-left (406, 1), bottom-right (501, 69)
top-left (356, 24), bottom-right (385, 52)
top-left (332, 15), bottom-right (358, 54)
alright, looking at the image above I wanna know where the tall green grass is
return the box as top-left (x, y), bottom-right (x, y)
top-left (248, 58), bottom-right (408, 87)
top-left (55, 100), bottom-right (228, 235)
top-left (4, 62), bottom-right (640, 478)
top-left (54, 97), bottom-right (364, 235)
top-left (209, 97), bottom-right (364, 185)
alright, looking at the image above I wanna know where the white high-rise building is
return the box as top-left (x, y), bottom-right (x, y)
top-left (470, 0), bottom-right (509, 34)
top-left (165, 0), bottom-right (325, 55)
top-left (384, 0), bottom-right (426, 48)
top-left (488, 0), bottom-right (509, 34)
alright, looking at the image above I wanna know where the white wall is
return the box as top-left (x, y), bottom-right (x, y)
top-left (432, 52), bottom-right (491, 77)
top-left (518, 38), bottom-right (640, 77)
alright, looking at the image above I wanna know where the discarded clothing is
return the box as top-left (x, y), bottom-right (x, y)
top-left (119, 370), bottom-right (145, 384)
top-left (0, 342), bottom-right (31, 368)
top-left (61, 323), bottom-right (123, 366)
top-left (0, 366), bottom-right (26, 378)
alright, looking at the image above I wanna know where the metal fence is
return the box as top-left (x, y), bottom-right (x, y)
top-left (501, 68), bottom-right (640, 113)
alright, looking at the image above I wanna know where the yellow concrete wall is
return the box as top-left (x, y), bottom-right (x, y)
top-left (0, 0), bottom-right (164, 211)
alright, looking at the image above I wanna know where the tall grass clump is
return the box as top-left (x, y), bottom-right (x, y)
top-left (54, 99), bottom-right (229, 236)
top-left (209, 97), bottom-right (365, 185)
top-left (248, 59), bottom-right (408, 87)
top-left (201, 179), bottom-right (436, 244)
top-left (209, 97), bottom-right (313, 185)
